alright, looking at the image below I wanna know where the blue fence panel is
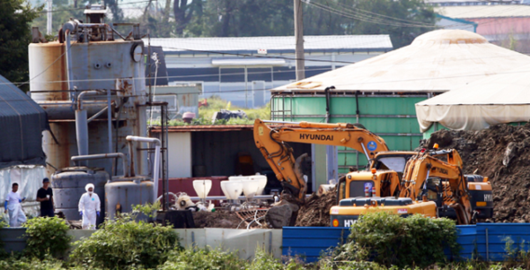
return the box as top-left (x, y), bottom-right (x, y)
top-left (455, 225), bottom-right (477, 260)
top-left (475, 223), bottom-right (530, 261)
top-left (282, 227), bottom-right (350, 262)
top-left (282, 223), bottom-right (530, 263)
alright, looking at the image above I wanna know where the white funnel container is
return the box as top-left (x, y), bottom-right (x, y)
top-left (193, 180), bottom-right (212, 199)
top-left (242, 179), bottom-right (260, 199)
top-left (249, 175), bottom-right (267, 195)
top-left (221, 180), bottom-right (243, 200)
top-left (229, 176), bottom-right (249, 181)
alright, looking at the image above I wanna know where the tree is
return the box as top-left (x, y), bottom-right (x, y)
top-left (174, 0), bottom-right (202, 36)
top-left (184, 0), bottom-right (293, 37)
top-left (0, 0), bottom-right (42, 88)
top-left (321, 0), bottom-right (437, 48)
top-left (182, 0), bottom-right (436, 49)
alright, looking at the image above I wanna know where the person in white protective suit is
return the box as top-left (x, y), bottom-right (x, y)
top-left (4, 183), bottom-right (26, 227)
top-left (78, 183), bottom-right (100, 229)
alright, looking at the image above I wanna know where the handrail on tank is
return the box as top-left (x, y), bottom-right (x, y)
top-left (71, 153), bottom-right (129, 178)
top-left (125, 136), bottom-right (161, 199)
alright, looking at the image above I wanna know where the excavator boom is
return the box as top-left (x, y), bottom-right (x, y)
top-left (253, 119), bottom-right (390, 200)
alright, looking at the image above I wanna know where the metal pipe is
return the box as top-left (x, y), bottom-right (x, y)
top-left (126, 136), bottom-right (161, 199)
top-left (75, 110), bottom-right (89, 162)
top-left (359, 143), bottom-right (371, 163)
top-left (87, 105), bottom-right (108, 122)
top-left (77, 90), bottom-right (103, 110)
top-left (71, 153), bottom-right (129, 177)
top-left (107, 89), bottom-right (113, 154)
top-left (65, 30), bottom-right (74, 100)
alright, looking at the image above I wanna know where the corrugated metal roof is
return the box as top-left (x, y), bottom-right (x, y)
top-left (144, 35), bottom-right (393, 53)
top-left (150, 124), bottom-right (300, 132)
top-left (435, 5), bottom-right (530, 18)
top-left (151, 125), bottom-right (254, 133)
top-left (272, 29), bottom-right (530, 93)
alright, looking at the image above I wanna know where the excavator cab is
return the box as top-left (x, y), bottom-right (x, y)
top-left (336, 152), bottom-right (415, 202)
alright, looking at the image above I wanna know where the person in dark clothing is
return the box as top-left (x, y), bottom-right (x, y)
top-left (36, 178), bottom-right (54, 217)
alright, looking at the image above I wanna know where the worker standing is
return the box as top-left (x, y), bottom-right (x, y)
top-left (78, 183), bottom-right (100, 230)
top-left (4, 183), bottom-right (27, 227)
top-left (36, 178), bottom-right (54, 217)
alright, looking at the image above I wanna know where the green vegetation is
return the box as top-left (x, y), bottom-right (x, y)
top-left (70, 214), bottom-right (180, 269)
top-left (149, 96), bottom-right (270, 126)
top-left (0, 0), bottom-right (42, 90)
top-left (329, 212), bottom-right (460, 268)
top-left (23, 217), bottom-right (71, 259)
top-left (197, 95), bottom-right (270, 121)
top-left (1, 211), bottom-right (530, 269)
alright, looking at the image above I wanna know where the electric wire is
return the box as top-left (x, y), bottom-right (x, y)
top-left (304, 1), bottom-right (439, 28)
top-left (314, 0), bottom-right (438, 28)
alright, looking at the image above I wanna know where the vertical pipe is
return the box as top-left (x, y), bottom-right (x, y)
top-left (161, 104), bottom-right (167, 211)
top-left (75, 110), bottom-right (89, 165)
top-left (65, 30), bottom-right (74, 100)
top-left (107, 89), bottom-right (112, 154)
top-left (163, 106), bottom-right (169, 211)
top-left (46, 0), bottom-right (53, 35)
top-left (153, 143), bottom-right (161, 202)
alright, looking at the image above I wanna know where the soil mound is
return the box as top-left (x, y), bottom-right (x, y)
top-left (426, 123), bottom-right (530, 223)
top-left (295, 188), bottom-right (337, 226)
top-left (193, 210), bottom-right (242, 228)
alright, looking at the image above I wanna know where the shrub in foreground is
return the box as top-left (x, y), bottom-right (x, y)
top-left (333, 211), bottom-right (460, 268)
top-left (70, 215), bottom-right (180, 269)
top-left (159, 247), bottom-right (248, 270)
top-left (23, 217), bottom-right (71, 259)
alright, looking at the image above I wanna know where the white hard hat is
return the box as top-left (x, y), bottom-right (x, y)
top-left (85, 183), bottom-right (95, 192)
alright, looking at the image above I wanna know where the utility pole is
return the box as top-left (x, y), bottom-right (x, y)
top-left (47, 0), bottom-right (53, 35)
top-left (294, 0), bottom-right (305, 81)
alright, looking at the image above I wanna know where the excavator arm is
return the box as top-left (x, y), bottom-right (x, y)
top-left (401, 149), bottom-right (472, 224)
top-left (253, 119), bottom-right (389, 200)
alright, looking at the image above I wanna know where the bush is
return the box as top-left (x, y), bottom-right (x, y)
top-left (23, 217), bottom-right (71, 259)
top-left (0, 256), bottom-right (67, 270)
top-left (70, 215), bottom-right (180, 269)
top-left (159, 247), bottom-right (248, 270)
top-left (333, 211), bottom-right (460, 268)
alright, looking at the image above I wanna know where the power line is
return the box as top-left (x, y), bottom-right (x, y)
top-left (304, 1), bottom-right (439, 28)
top-left (319, 0), bottom-right (439, 28)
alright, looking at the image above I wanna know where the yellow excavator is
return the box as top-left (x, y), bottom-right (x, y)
top-left (253, 119), bottom-right (415, 226)
top-left (330, 146), bottom-right (494, 226)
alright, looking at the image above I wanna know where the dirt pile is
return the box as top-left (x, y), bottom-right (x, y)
top-left (427, 123), bottom-right (530, 223)
top-left (295, 188), bottom-right (337, 226)
top-left (192, 210), bottom-right (242, 228)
